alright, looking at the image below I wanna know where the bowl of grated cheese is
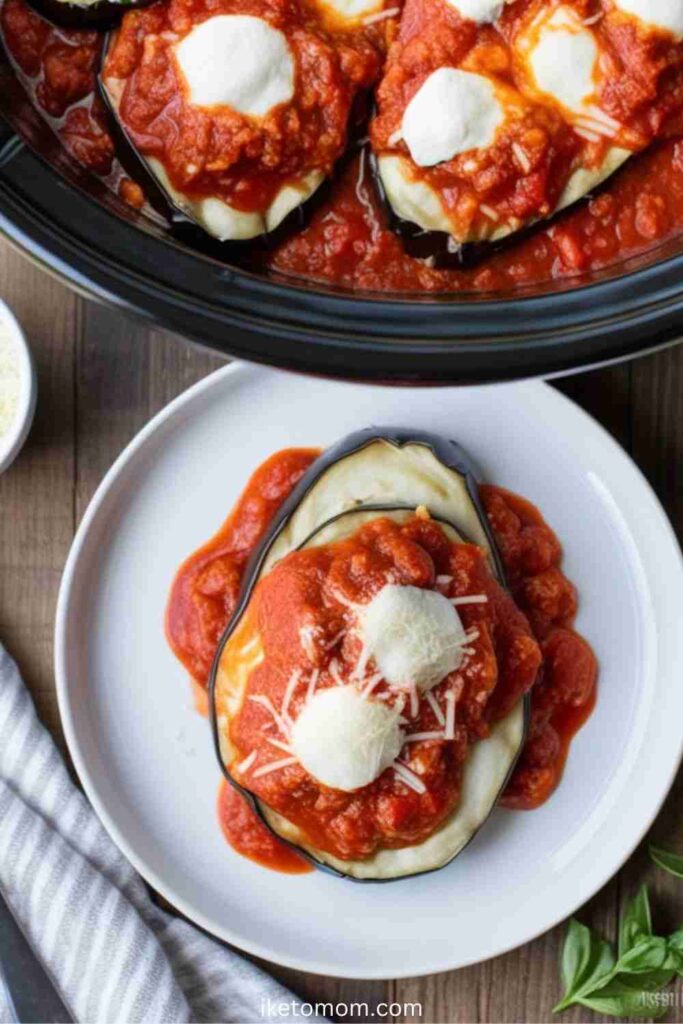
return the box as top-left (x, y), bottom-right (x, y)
top-left (0, 299), bottom-right (35, 474)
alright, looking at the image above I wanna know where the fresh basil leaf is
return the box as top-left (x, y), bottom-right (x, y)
top-left (579, 977), bottom-right (672, 1020)
top-left (666, 930), bottom-right (683, 974)
top-left (616, 936), bottom-right (669, 974)
top-left (581, 962), bottom-right (675, 1019)
top-left (619, 885), bottom-right (652, 957)
top-left (650, 844), bottom-right (683, 880)
top-left (553, 919), bottom-right (616, 1012)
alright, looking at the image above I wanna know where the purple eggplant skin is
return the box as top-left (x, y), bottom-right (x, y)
top-left (207, 427), bottom-right (529, 883)
top-left (26, 0), bottom-right (155, 30)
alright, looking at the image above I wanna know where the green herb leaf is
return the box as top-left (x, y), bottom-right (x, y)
top-left (553, 919), bottom-right (616, 1012)
top-left (617, 936), bottom-right (668, 974)
top-left (650, 844), bottom-right (683, 880)
top-left (619, 885), bottom-right (652, 957)
top-left (578, 974), bottom-right (673, 1020)
top-left (666, 929), bottom-right (683, 974)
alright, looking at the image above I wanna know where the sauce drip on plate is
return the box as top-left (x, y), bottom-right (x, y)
top-left (218, 781), bottom-right (312, 874)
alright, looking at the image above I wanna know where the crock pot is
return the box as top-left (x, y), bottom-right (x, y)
top-left (1, 50), bottom-right (683, 383)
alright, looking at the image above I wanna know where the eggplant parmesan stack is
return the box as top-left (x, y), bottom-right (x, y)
top-left (100, 0), bottom-right (386, 239)
top-left (206, 430), bottom-right (541, 880)
top-left (371, 0), bottom-right (683, 244)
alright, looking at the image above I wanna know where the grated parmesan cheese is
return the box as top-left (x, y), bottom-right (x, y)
top-left (0, 319), bottom-right (20, 441)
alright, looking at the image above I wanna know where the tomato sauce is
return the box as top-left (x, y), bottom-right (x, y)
top-left (0, 0), bottom-right (144, 200)
top-left (218, 779), bottom-right (312, 872)
top-left (267, 140), bottom-right (683, 291)
top-left (481, 486), bottom-right (598, 808)
top-left (220, 513), bottom-right (541, 861)
top-left (3, 0), bottom-right (683, 292)
top-left (166, 449), bottom-right (597, 870)
top-left (165, 447), bottom-right (320, 686)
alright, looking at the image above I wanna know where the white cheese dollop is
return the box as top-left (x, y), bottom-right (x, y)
top-left (526, 8), bottom-right (599, 114)
top-left (612, 0), bottom-right (683, 38)
top-left (402, 68), bottom-right (505, 167)
top-left (444, 0), bottom-right (504, 24)
top-left (175, 15), bottom-right (295, 118)
top-left (358, 584), bottom-right (467, 693)
top-left (290, 686), bottom-right (404, 791)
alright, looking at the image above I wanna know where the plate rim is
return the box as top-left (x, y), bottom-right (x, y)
top-left (54, 363), bottom-right (683, 979)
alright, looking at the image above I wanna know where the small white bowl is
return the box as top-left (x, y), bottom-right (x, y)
top-left (0, 299), bottom-right (37, 475)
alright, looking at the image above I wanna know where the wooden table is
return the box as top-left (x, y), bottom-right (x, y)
top-left (1, 236), bottom-right (682, 1023)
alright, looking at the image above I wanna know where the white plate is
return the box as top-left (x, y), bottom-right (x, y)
top-left (55, 365), bottom-right (683, 979)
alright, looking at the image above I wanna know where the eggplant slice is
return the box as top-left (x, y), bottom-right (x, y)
top-left (210, 429), bottom-right (529, 881)
top-left (99, 30), bottom-right (325, 241)
top-left (27, 0), bottom-right (154, 29)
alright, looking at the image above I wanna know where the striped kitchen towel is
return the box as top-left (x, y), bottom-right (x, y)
top-left (0, 643), bottom-right (324, 1024)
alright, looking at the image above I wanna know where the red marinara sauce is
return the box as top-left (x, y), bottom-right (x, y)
top-left (217, 780), bottom-right (312, 873)
top-left (481, 485), bottom-right (597, 809)
top-left (165, 447), bottom-right (320, 687)
top-left (266, 140), bottom-right (683, 292)
top-left (166, 448), bottom-right (597, 871)
top-left (0, 0), bottom-right (144, 204)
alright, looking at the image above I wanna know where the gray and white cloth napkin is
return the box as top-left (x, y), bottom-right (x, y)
top-left (0, 643), bottom-right (323, 1024)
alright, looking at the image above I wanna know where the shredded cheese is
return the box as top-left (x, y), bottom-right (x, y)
top-left (450, 594), bottom-right (488, 606)
top-left (267, 737), bottom-right (294, 754)
top-left (480, 203), bottom-right (500, 222)
top-left (362, 5), bottom-right (399, 23)
top-left (249, 694), bottom-right (291, 737)
top-left (445, 691), bottom-right (456, 740)
top-left (306, 668), bottom-right (320, 704)
top-left (575, 125), bottom-right (601, 143)
top-left (253, 756), bottom-right (298, 778)
top-left (236, 750), bottom-right (257, 773)
top-left (240, 634), bottom-right (261, 655)
top-left (299, 623), bottom-right (319, 660)
top-left (325, 629), bottom-right (347, 651)
top-left (405, 731), bottom-right (445, 742)
top-left (393, 761), bottom-right (427, 794)
top-left (360, 672), bottom-right (384, 699)
top-left (329, 658), bottom-right (345, 686)
top-left (281, 669), bottom-right (302, 724)
top-left (512, 142), bottom-right (532, 174)
top-left (426, 691), bottom-right (446, 727)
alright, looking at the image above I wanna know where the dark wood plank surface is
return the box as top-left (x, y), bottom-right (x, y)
top-left (1, 236), bottom-right (682, 1023)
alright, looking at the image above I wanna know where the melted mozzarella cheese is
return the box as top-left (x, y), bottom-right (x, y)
top-left (526, 8), bottom-right (598, 115)
top-left (612, 0), bottom-right (683, 37)
top-left (402, 68), bottom-right (505, 167)
top-left (444, 0), bottom-right (504, 23)
top-left (358, 584), bottom-right (467, 692)
top-left (290, 686), bottom-right (404, 791)
top-left (175, 15), bottom-right (295, 118)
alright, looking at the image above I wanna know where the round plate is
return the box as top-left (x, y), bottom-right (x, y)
top-left (55, 364), bottom-right (683, 979)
